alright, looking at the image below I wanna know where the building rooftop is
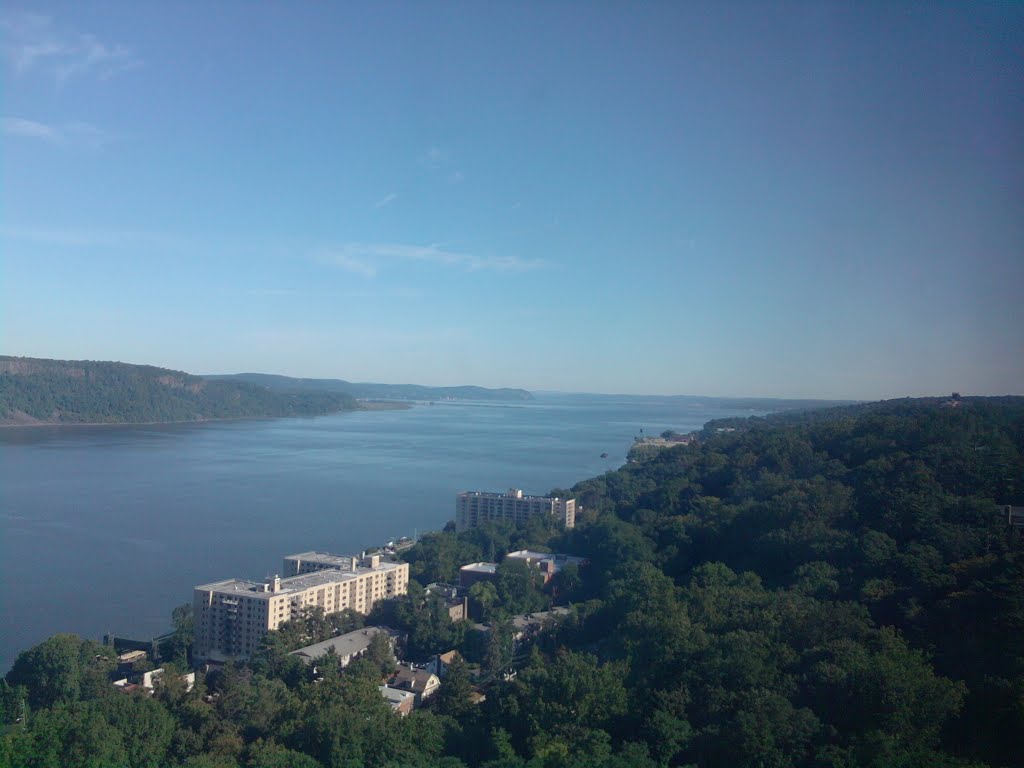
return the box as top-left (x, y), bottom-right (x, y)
top-left (505, 550), bottom-right (587, 567)
top-left (391, 665), bottom-right (439, 694)
top-left (505, 550), bottom-right (555, 562)
top-left (284, 551), bottom-right (354, 568)
top-left (379, 685), bottom-right (415, 707)
top-left (458, 488), bottom-right (571, 501)
top-left (460, 562), bottom-right (498, 575)
top-left (289, 626), bottom-right (394, 664)
top-left (196, 560), bottom-right (405, 599)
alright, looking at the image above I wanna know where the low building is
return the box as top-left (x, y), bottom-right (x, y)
top-left (389, 665), bottom-right (440, 704)
top-left (426, 583), bottom-right (469, 621)
top-left (193, 555), bottom-right (409, 661)
top-left (504, 550), bottom-right (587, 583)
top-left (459, 562), bottom-right (498, 588)
top-left (289, 626), bottom-right (396, 668)
top-left (1005, 505), bottom-right (1024, 529)
top-left (456, 489), bottom-right (576, 532)
top-left (379, 685), bottom-right (415, 716)
top-left (445, 596), bottom-right (469, 621)
top-left (113, 668), bottom-right (195, 695)
top-left (427, 650), bottom-right (462, 679)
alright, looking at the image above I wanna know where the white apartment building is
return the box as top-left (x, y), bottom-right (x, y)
top-left (193, 555), bottom-right (409, 661)
top-left (456, 488), bottom-right (576, 532)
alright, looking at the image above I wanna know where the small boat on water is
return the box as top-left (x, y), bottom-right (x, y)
top-left (600, 452), bottom-right (609, 458)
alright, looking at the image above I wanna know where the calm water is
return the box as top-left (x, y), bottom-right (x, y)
top-left (0, 393), bottom-right (764, 671)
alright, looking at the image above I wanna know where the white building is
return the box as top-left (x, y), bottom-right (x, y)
top-left (456, 489), bottom-right (575, 532)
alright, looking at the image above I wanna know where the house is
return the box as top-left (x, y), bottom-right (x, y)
top-left (379, 685), bottom-right (415, 716)
top-left (427, 650), bottom-right (462, 679)
top-left (289, 626), bottom-right (396, 668)
top-left (389, 665), bottom-right (440, 704)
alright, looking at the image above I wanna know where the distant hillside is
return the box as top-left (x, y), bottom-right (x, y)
top-left (207, 372), bottom-right (535, 402)
top-left (0, 357), bottom-right (357, 426)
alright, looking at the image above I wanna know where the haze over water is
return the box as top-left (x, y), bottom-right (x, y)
top-left (0, 393), bottom-right (768, 671)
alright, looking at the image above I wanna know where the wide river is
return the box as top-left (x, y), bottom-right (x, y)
top-left (0, 393), bottom-right (765, 671)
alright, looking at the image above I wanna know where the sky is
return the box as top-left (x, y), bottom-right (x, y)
top-left (2, 2), bottom-right (1022, 399)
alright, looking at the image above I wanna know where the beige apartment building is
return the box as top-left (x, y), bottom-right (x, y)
top-left (193, 554), bottom-right (408, 661)
top-left (456, 488), bottom-right (575, 532)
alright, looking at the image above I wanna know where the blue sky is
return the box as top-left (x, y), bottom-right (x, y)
top-left (2, 2), bottom-right (1021, 399)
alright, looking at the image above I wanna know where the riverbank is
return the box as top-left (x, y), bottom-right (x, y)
top-left (0, 401), bottom-right (411, 428)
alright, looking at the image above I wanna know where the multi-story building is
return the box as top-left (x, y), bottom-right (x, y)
top-left (193, 555), bottom-right (409, 661)
top-left (456, 488), bottom-right (576, 532)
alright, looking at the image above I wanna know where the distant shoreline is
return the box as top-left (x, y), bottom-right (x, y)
top-left (0, 401), bottom-right (413, 429)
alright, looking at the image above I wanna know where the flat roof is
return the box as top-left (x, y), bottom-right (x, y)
top-left (505, 550), bottom-right (553, 561)
top-left (506, 550), bottom-right (587, 564)
top-left (460, 562), bottom-right (498, 574)
top-left (458, 490), bottom-right (572, 502)
top-left (196, 560), bottom-right (405, 598)
top-left (284, 552), bottom-right (353, 567)
top-left (380, 685), bottom-right (415, 704)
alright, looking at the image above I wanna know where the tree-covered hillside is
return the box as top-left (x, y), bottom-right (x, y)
top-left (206, 373), bottom-right (535, 402)
top-left (2, 397), bottom-right (1021, 768)
top-left (0, 357), bottom-right (356, 425)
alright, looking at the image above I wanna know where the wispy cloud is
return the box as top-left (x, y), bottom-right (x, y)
top-left (1, 225), bottom-right (548, 277)
top-left (1, 116), bottom-right (107, 147)
top-left (375, 192), bottom-right (397, 208)
top-left (419, 146), bottom-right (449, 168)
top-left (1, 12), bottom-right (139, 83)
top-left (316, 242), bottom-right (546, 276)
top-left (315, 249), bottom-right (378, 278)
top-left (1, 116), bottom-right (59, 142)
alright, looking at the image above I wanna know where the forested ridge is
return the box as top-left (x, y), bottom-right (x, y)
top-left (206, 373), bottom-right (535, 403)
top-left (0, 357), bottom-right (356, 425)
top-left (2, 397), bottom-right (1022, 768)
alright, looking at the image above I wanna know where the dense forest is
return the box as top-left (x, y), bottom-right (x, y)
top-left (205, 373), bottom-right (535, 402)
top-left (0, 357), bottom-right (356, 425)
top-left (2, 396), bottom-right (1022, 768)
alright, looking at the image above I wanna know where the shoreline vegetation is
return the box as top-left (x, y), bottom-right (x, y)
top-left (0, 356), bottom-right (506, 428)
top-left (2, 395), bottom-right (1023, 767)
top-left (0, 399), bottom-right (412, 428)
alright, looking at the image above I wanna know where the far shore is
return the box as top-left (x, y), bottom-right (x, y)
top-left (0, 401), bottom-right (413, 429)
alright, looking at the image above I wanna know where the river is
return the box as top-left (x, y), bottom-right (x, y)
top-left (0, 393), bottom-right (766, 671)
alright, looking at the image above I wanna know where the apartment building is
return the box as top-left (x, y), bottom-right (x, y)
top-left (456, 488), bottom-right (576, 532)
top-left (193, 555), bottom-right (409, 661)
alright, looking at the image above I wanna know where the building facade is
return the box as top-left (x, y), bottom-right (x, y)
top-left (193, 555), bottom-right (409, 661)
top-left (456, 488), bottom-right (575, 532)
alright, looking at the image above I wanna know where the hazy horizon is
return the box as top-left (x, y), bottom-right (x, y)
top-left (3, 4), bottom-right (1022, 401)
